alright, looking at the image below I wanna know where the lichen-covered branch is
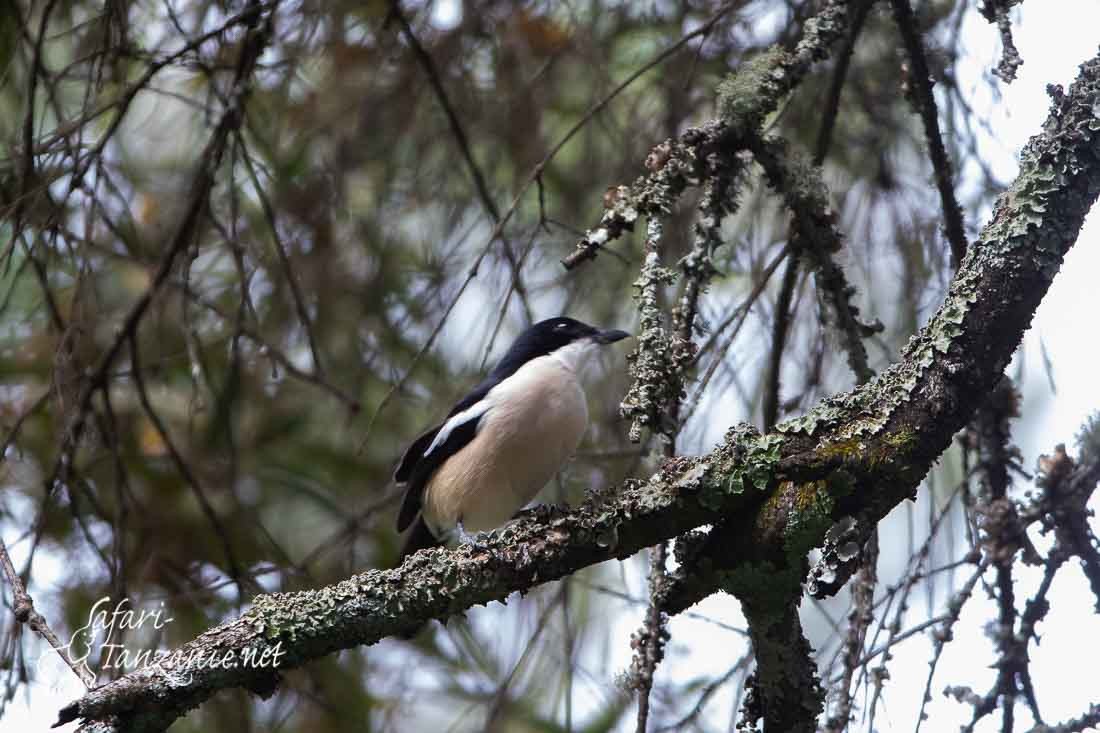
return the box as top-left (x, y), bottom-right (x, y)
top-left (663, 45), bottom-right (1100, 625)
top-left (825, 531), bottom-right (877, 732)
top-left (747, 134), bottom-right (879, 384)
top-left (57, 43), bottom-right (1100, 733)
top-left (626, 542), bottom-right (670, 733)
top-left (54, 451), bottom-right (752, 733)
top-left (711, 461), bottom-right (827, 733)
top-left (980, 0), bottom-right (1024, 83)
top-left (562, 0), bottom-right (853, 269)
top-left (674, 157), bottom-right (744, 346)
top-left (619, 218), bottom-right (690, 442)
top-left (735, 599), bottom-right (824, 732)
top-left (620, 149), bottom-right (745, 445)
top-left (1035, 419), bottom-right (1100, 609)
top-left (622, 157), bottom-right (745, 727)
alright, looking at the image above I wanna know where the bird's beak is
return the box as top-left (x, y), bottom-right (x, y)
top-left (595, 328), bottom-right (631, 344)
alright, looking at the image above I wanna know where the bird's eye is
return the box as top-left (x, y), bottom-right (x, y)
top-left (555, 323), bottom-right (567, 329)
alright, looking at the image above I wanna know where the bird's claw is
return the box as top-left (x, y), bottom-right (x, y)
top-left (456, 521), bottom-right (490, 555)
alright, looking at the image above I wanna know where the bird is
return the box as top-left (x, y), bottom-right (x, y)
top-left (393, 316), bottom-right (630, 563)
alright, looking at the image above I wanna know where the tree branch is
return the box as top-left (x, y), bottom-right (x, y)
top-left (747, 134), bottom-right (879, 385)
top-left (388, 0), bottom-right (534, 324)
top-left (980, 0), bottom-right (1024, 84)
top-left (42, 0), bottom-right (275, 506)
top-left (0, 536), bottom-right (95, 687)
top-left (562, 0), bottom-right (853, 269)
top-left (737, 594), bottom-right (824, 732)
top-left (890, 0), bottom-right (970, 266)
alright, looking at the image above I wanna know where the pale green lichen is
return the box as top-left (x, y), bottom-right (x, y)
top-left (726, 428), bottom-right (783, 495)
top-left (716, 0), bottom-right (848, 137)
top-left (718, 559), bottom-right (803, 609)
top-left (694, 425), bottom-right (783, 509)
top-left (782, 480), bottom-right (836, 561)
top-left (717, 47), bottom-right (789, 133)
top-left (620, 219), bottom-right (691, 442)
top-left (774, 58), bottom-right (1100, 450)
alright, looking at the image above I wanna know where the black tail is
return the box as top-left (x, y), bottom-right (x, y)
top-left (398, 516), bottom-right (441, 564)
top-left (395, 517), bottom-right (441, 639)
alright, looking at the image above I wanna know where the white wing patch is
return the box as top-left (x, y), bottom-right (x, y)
top-left (422, 341), bottom-right (592, 463)
top-left (424, 399), bottom-right (492, 457)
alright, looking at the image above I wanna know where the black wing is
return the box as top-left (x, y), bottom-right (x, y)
top-left (394, 426), bottom-right (442, 484)
top-left (393, 377), bottom-right (498, 532)
top-left (395, 415), bottom-right (484, 531)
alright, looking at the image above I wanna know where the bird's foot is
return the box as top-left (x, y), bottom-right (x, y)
top-left (456, 521), bottom-right (475, 543)
top-left (455, 521), bottom-right (491, 555)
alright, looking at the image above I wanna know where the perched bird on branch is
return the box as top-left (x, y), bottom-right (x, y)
top-left (394, 317), bottom-right (630, 561)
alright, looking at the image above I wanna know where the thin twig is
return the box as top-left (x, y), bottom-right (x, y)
top-left (762, 255), bottom-right (799, 430)
top-left (389, 0), bottom-right (534, 325)
top-left (235, 130), bottom-right (328, 380)
top-left (0, 536), bottom-right (95, 687)
top-left (0, 391), bottom-right (49, 466)
top-left (128, 334), bottom-right (254, 597)
top-left (913, 558), bottom-right (990, 732)
top-left (42, 0), bottom-right (276, 504)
